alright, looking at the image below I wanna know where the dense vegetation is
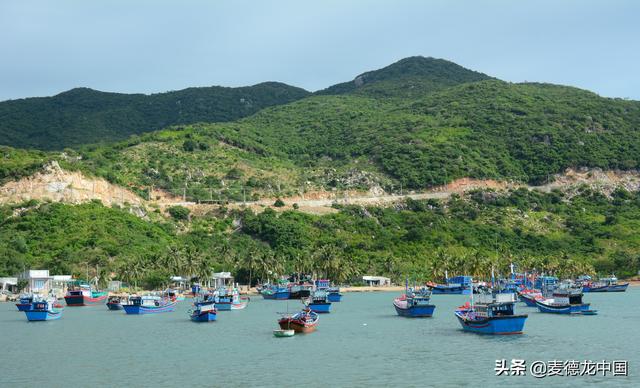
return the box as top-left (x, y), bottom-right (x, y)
top-left (2, 188), bottom-right (639, 287)
top-left (0, 82), bottom-right (310, 150)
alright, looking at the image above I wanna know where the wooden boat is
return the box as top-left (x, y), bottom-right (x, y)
top-left (122, 295), bottom-right (176, 315)
top-left (517, 289), bottom-right (544, 307)
top-left (455, 293), bottom-right (527, 335)
top-left (189, 303), bottom-right (217, 322)
top-left (260, 286), bottom-right (290, 300)
top-left (536, 287), bottom-right (597, 315)
top-left (106, 296), bottom-right (125, 310)
top-left (315, 279), bottom-right (342, 302)
top-left (24, 299), bottom-right (63, 321)
top-left (278, 307), bottom-right (319, 334)
top-left (273, 329), bottom-right (295, 337)
top-left (394, 286), bottom-right (435, 318)
top-left (64, 283), bottom-right (108, 306)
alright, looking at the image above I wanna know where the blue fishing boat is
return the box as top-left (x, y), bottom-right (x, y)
top-left (393, 285), bottom-right (435, 318)
top-left (24, 299), bottom-right (63, 321)
top-left (427, 274), bottom-right (472, 295)
top-left (16, 294), bottom-right (34, 311)
top-left (582, 276), bottom-right (629, 293)
top-left (536, 287), bottom-right (596, 315)
top-left (307, 291), bottom-right (332, 313)
top-left (315, 279), bottom-right (342, 302)
top-left (455, 293), bottom-right (527, 335)
top-left (261, 286), bottom-right (290, 300)
top-left (122, 295), bottom-right (176, 315)
top-left (189, 303), bottom-right (217, 322)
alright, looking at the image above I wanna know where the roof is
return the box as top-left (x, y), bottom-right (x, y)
top-left (212, 272), bottom-right (232, 279)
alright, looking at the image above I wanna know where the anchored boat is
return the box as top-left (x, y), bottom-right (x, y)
top-left (427, 274), bottom-right (472, 295)
top-left (278, 307), bottom-right (319, 334)
top-left (581, 276), bottom-right (628, 293)
top-left (106, 295), bottom-right (126, 310)
top-left (307, 291), bottom-right (332, 313)
top-left (24, 299), bottom-right (63, 321)
top-left (122, 295), bottom-right (177, 315)
top-left (455, 293), bottom-right (527, 335)
top-left (64, 282), bottom-right (108, 306)
top-left (189, 303), bottom-right (217, 322)
top-left (394, 284), bottom-right (435, 318)
top-left (536, 287), bottom-right (596, 315)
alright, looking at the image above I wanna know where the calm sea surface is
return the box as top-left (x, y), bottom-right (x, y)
top-left (1, 288), bottom-right (638, 387)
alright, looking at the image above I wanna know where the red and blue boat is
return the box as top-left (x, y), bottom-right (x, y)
top-left (427, 275), bottom-right (472, 295)
top-left (16, 294), bottom-right (34, 311)
top-left (122, 295), bottom-right (177, 314)
top-left (64, 282), bottom-right (108, 306)
top-left (278, 307), bottom-right (319, 334)
top-left (455, 293), bottom-right (527, 335)
top-left (24, 299), bottom-right (63, 321)
top-left (189, 301), bottom-right (217, 322)
top-left (535, 287), bottom-right (597, 315)
top-left (307, 291), bottom-right (332, 313)
top-left (394, 286), bottom-right (435, 318)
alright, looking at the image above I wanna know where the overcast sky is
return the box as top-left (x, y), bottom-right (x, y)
top-left (1, 0), bottom-right (638, 101)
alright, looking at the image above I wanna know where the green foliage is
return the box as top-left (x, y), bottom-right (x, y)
top-left (273, 198), bottom-right (285, 207)
top-left (0, 83), bottom-right (310, 150)
top-left (168, 206), bottom-right (190, 221)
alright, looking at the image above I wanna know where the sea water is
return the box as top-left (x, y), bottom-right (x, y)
top-left (1, 288), bottom-right (638, 387)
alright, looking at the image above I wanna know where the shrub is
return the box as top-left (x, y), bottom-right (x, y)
top-left (168, 206), bottom-right (190, 220)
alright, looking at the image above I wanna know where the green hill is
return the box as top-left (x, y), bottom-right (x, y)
top-left (44, 79), bottom-right (637, 201)
top-left (316, 56), bottom-right (492, 97)
top-left (0, 82), bottom-right (310, 150)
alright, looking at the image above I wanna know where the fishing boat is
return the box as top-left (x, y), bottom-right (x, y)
top-left (289, 284), bottom-right (313, 299)
top-left (393, 283), bottom-right (435, 318)
top-left (315, 279), bottom-right (342, 302)
top-left (189, 303), bottom-right (217, 322)
top-left (307, 291), bottom-right (332, 313)
top-left (455, 293), bottom-right (527, 335)
top-left (536, 287), bottom-right (597, 315)
top-left (24, 298), bottom-right (63, 321)
top-left (15, 294), bottom-right (34, 311)
top-left (64, 282), bottom-right (108, 306)
top-left (261, 285), bottom-right (290, 300)
top-left (278, 307), bottom-right (319, 334)
top-left (427, 274), bottom-right (472, 295)
top-left (122, 295), bottom-right (177, 315)
top-left (106, 295), bottom-right (125, 310)
top-left (582, 276), bottom-right (629, 293)
top-left (517, 289), bottom-right (544, 307)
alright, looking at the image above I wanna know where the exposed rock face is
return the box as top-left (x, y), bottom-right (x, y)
top-left (0, 161), bottom-right (144, 206)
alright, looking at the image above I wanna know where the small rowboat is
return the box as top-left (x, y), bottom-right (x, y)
top-left (273, 329), bottom-right (295, 338)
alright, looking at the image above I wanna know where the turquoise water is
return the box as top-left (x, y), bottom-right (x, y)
top-left (1, 289), bottom-right (638, 387)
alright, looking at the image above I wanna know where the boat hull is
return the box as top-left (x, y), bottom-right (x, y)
top-left (535, 301), bottom-right (591, 314)
top-left (231, 301), bottom-right (248, 310)
top-left (394, 303), bottom-right (435, 317)
top-left (216, 302), bottom-right (232, 311)
top-left (190, 311), bottom-right (217, 322)
top-left (327, 292), bottom-right (342, 302)
top-left (122, 302), bottom-right (176, 315)
top-left (308, 302), bottom-right (331, 313)
top-left (261, 290), bottom-right (290, 300)
top-left (429, 286), bottom-right (470, 295)
top-left (455, 313), bottom-right (527, 335)
top-left (106, 302), bottom-right (123, 310)
top-left (24, 310), bottom-right (62, 321)
top-left (64, 294), bottom-right (108, 306)
top-left (518, 294), bottom-right (541, 307)
top-left (607, 283), bottom-right (628, 292)
top-left (278, 319), bottom-right (317, 334)
top-left (289, 289), bottom-right (311, 299)
top-left (16, 303), bottom-right (32, 311)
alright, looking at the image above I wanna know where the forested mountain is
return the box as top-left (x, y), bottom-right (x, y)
top-left (0, 82), bottom-right (310, 150)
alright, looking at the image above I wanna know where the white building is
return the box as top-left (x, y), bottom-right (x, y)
top-left (19, 270), bottom-right (52, 293)
top-left (211, 272), bottom-right (233, 288)
top-left (0, 277), bottom-right (18, 294)
top-left (362, 275), bottom-right (391, 287)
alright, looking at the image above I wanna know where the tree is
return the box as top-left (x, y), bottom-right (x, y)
top-left (168, 206), bottom-right (190, 221)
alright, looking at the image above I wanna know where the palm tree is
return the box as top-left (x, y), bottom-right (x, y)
top-left (163, 245), bottom-right (185, 276)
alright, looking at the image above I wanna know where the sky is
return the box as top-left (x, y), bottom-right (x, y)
top-left (1, 0), bottom-right (639, 101)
